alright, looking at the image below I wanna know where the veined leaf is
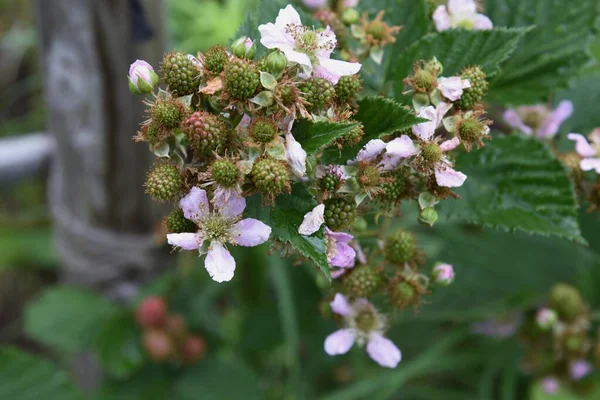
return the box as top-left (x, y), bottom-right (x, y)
top-left (24, 286), bottom-right (118, 353)
top-left (0, 347), bottom-right (82, 400)
top-left (442, 134), bottom-right (584, 243)
top-left (292, 120), bottom-right (359, 155)
top-left (388, 28), bottom-right (529, 102)
top-left (486, 0), bottom-right (599, 104)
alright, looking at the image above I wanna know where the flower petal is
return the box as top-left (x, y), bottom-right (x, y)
top-left (325, 227), bottom-right (353, 244)
top-left (299, 204), bottom-right (325, 235)
top-left (204, 242), bottom-right (236, 283)
top-left (580, 158), bottom-right (600, 173)
top-left (229, 218), bottom-right (271, 246)
top-left (283, 49), bottom-right (313, 75)
top-left (379, 135), bottom-right (418, 170)
top-left (538, 100), bottom-right (573, 138)
top-left (214, 194), bottom-right (246, 219)
top-left (275, 4), bottom-right (302, 26)
top-left (324, 329), bottom-right (356, 355)
top-left (448, 0), bottom-right (477, 15)
top-left (330, 293), bottom-right (353, 316)
top-left (329, 242), bottom-right (356, 268)
top-left (503, 109), bottom-right (533, 135)
top-left (366, 332), bottom-right (402, 368)
top-left (167, 232), bottom-right (202, 251)
top-left (179, 187), bottom-right (210, 223)
top-left (315, 57), bottom-right (362, 85)
top-left (438, 76), bottom-right (471, 101)
top-left (567, 133), bottom-right (596, 158)
top-left (474, 14), bottom-right (493, 30)
top-left (355, 139), bottom-right (386, 163)
top-left (440, 137), bottom-right (461, 152)
top-left (259, 23), bottom-right (295, 51)
top-left (432, 6), bottom-right (451, 31)
top-left (435, 165), bottom-right (467, 187)
top-left (315, 27), bottom-right (337, 59)
top-left (285, 132), bottom-right (308, 178)
top-left (331, 269), bottom-right (346, 279)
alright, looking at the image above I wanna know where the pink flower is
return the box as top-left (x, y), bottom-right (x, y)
top-left (433, 0), bottom-right (493, 32)
top-left (503, 100), bottom-right (573, 138)
top-left (412, 103), bottom-right (453, 141)
top-left (535, 308), bottom-right (557, 330)
top-left (438, 76), bottom-right (471, 101)
top-left (432, 263), bottom-right (455, 286)
top-left (326, 228), bottom-right (356, 268)
top-left (570, 359), bottom-right (593, 381)
top-left (324, 293), bottom-right (401, 368)
top-left (301, 0), bottom-right (327, 9)
top-left (128, 59), bottom-right (159, 95)
top-left (167, 187), bottom-right (271, 283)
top-left (258, 5), bottom-right (361, 84)
top-left (541, 377), bottom-right (560, 395)
top-left (353, 135), bottom-right (418, 171)
top-left (568, 129), bottom-right (600, 173)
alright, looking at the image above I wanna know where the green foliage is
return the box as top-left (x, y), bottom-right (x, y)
top-left (530, 380), bottom-right (600, 399)
top-left (388, 28), bottom-right (529, 101)
top-left (246, 186), bottom-right (331, 280)
top-left (323, 96), bottom-right (425, 163)
top-left (486, 0), bottom-right (599, 104)
top-left (24, 286), bottom-right (118, 353)
top-left (94, 312), bottom-right (146, 379)
top-left (442, 135), bottom-right (584, 243)
top-left (0, 347), bottom-right (82, 400)
top-left (556, 73), bottom-right (600, 136)
top-left (94, 366), bottom-right (171, 400)
top-left (292, 120), bottom-right (359, 155)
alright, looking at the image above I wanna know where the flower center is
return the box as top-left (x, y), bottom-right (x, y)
top-left (301, 31), bottom-right (318, 49)
top-left (359, 165), bottom-right (380, 186)
top-left (203, 216), bottom-right (229, 240)
top-left (421, 143), bottom-right (443, 163)
top-left (456, 19), bottom-right (474, 29)
top-left (521, 109), bottom-right (546, 130)
top-left (355, 310), bottom-right (378, 333)
top-left (286, 25), bottom-right (335, 55)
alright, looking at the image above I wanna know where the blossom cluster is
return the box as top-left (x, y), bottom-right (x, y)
top-left (128, 2), bottom-right (491, 368)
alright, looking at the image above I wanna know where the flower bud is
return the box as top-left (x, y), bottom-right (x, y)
top-left (128, 59), bottom-right (159, 95)
top-left (535, 308), bottom-right (557, 331)
top-left (143, 329), bottom-right (173, 361)
top-left (182, 335), bottom-right (207, 363)
top-left (432, 263), bottom-right (454, 286)
top-left (418, 207), bottom-right (438, 227)
top-left (265, 50), bottom-right (288, 76)
top-left (549, 283), bottom-right (585, 322)
top-left (135, 296), bottom-right (167, 328)
top-left (231, 36), bottom-right (256, 59)
top-left (342, 8), bottom-right (360, 25)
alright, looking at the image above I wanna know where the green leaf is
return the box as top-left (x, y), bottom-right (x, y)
top-left (24, 286), bottom-right (118, 353)
top-left (94, 365), bottom-right (171, 400)
top-left (442, 134), bottom-right (584, 243)
top-left (388, 28), bottom-right (529, 102)
top-left (556, 73), bottom-right (600, 136)
top-left (246, 187), bottom-right (331, 280)
top-left (94, 312), bottom-right (146, 379)
top-left (292, 119), bottom-right (358, 155)
top-left (322, 96), bottom-right (425, 163)
top-left (486, 0), bottom-right (599, 104)
top-left (174, 357), bottom-right (262, 400)
top-left (0, 347), bottom-right (82, 400)
top-left (530, 379), bottom-right (600, 400)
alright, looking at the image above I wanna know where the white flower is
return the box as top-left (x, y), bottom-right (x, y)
top-left (167, 187), bottom-right (271, 283)
top-left (285, 131), bottom-right (308, 178)
top-left (412, 103), bottom-right (452, 140)
top-left (324, 293), bottom-right (401, 368)
top-left (568, 129), bottom-right (600, 174)
top-left (258, 5), bottom-right (361, 84)
top-left (433, 0), bottom-right (493, 32)
top-left (438, 76), bottom-right (471, 101)
top-left (352, 135), bottom-right (418, 171)
top-left (299, 204), bottom-right (325, 235)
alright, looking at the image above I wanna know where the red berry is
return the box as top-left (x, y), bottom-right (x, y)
top-left (182, 335), bottom-right (206, 363)
top-left (135, 296), bottom-right (167, 328)
top-left (143, 329), bottom-right (172, 361)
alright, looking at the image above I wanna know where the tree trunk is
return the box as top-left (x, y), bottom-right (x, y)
top-left (35, 0), bottom-right (169, 301)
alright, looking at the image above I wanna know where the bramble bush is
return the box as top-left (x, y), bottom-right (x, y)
top-left (6, 0), bottom-right (600, 399)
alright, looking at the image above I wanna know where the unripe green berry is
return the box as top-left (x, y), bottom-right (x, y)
top-left (160, 51), bottom-right (201, 96)
top-left (549, 283), bottom-right (585, 322)
top-left (384, 230), bottom-right (417, 265)
top-left (455, 66), bottom-right (487, 110)
top-left (380, 171), bottom-right (409, 205)
top-left (249, 117), bottom-right (278, 144)
top-left (458, 117), bottom-right (486, 143)
top-left (412, 69), bottom-right (437, 92)
top-left (300, 77), bottom-right (335, 112)
top-left (335, 124), bottom-right (364, 147)
top-left (276, 85), bottom-right (298, 108)
top-left (342, 8), bottom-right (360, 25)
top-left (251, 157), bottom-right (291, 198)
top-left (343, 266), bottom-right (381, 298)
top-left (389, 280), bottom-right (418, 309)
top-left (421, 143), bottom-right (442, 163)
top-left (359, 165), bottom-right (380, 187)
top-left (320, 173), bottom-right (341, 192)
top-left (166, 209), bottom-right (197, 233)
top-left (211, 158), bottom-right (239, 187)
top-left (335, 75), bottom-right (361, 103)
top-left (324, 198), bottom-right (356, 230)
top-left (224, 58), bottom-right (260, 99)
top-left (204, 45), bottom-right (228, 74)
top-left (151, 99), bottom-right (187, 129)
top-left (182, 111), bottom-right (229, 155)
top-left (145, 163), bottom-right (183, 202)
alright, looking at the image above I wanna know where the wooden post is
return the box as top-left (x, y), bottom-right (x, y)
top-left (35, 0), bottom-right (170, 301)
